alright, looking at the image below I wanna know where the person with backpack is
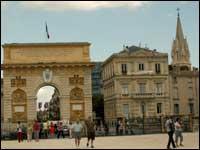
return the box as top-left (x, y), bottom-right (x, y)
top-left (165, 116), bottom-right (176, 149)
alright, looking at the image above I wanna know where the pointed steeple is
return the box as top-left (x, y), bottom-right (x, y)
top-left (176, 8), bottom-right (184, 42)
top-left (171, 8), bottom-right (191, 70)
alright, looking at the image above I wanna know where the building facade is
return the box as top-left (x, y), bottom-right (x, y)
top-left (1, 78), bottom-right (3, 122)
top-left (1, 42), bottom-right (94, 131)
top-left (92, 62), bottom-right (103, 95)
top-left (169, 12), bottom-right (199, 117)
top-left (102, 46), bottom-right (170, 125)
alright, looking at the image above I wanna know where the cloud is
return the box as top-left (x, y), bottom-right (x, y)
top-left (20, 1), bottom-right (149, 11)
top-left (167, 13), bottom-right (174, 17)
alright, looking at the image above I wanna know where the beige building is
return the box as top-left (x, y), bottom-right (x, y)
top-left (1, 42), bottom-right (94, 130)
top-left (1, 78), bottom-right (3, 122)
top-left (102, 46), bottom-right (170, 125)
top-left (169, 12), bottom-right (199, 117)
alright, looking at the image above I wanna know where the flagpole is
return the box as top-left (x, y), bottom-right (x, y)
top-left (45, 21), bottom-right (50, 42)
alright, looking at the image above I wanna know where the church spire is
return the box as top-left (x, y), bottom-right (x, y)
top-left (171, 8), bottom-right (191, 69)
top-left (176, 8), bottom-right (184, 43)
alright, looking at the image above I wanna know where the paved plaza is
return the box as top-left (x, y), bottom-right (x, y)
top-left (1, 132), bottom-right (199, 149)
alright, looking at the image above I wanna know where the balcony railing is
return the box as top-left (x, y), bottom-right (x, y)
top-left (132, 92), bottom-right (165, 98)
top-left (105, 93), bottom-right (166, 99)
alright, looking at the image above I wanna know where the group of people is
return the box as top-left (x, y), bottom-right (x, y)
top-left (165, 117), bottom-right (184, 149)
top-left (16, 116), bottom-right (96, 148)
top-left (16, 116), bottom-right (184, 149)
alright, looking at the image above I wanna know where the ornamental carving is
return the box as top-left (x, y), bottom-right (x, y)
top-left (69, 75), bottom-right (84, 85)
top-left (70, 87), bottom-right (84, 100)
top-left (11, 76), bottom-right (26, 87)
top-left (11, 89), bottom-right (27, 122)
top-left (12, 89), bottom-right (26, 103)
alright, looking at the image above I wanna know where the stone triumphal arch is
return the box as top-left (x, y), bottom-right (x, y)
top-left (1, 42), bottom-right (94, 126)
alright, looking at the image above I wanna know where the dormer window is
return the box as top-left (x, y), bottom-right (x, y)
top-left (139, 63), bottom-right (144, 71)
top-left (155, 63), bottom-right (161, 73)
top-left (121, 64), bottom-right (127, 74)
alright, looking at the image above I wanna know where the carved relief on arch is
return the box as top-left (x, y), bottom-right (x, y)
top-left (70, 87), bottom-right (84, 100)
top-left (12, 88), bottom-right (27, 103)
top-left (11, 88), bottom-right (27, 122)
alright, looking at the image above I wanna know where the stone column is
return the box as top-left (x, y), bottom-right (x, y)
top-left (59, 95), bottom-right (70, 121)
top-left (27, 96), bottom-right (37, 121)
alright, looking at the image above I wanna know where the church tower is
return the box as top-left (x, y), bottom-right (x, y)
top-left (171, 9), bottom-right (191, 70)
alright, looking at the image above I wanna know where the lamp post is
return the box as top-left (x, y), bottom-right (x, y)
top-left (142, 102), bottom-right (145, 134)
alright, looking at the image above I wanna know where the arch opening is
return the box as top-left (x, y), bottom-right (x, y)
top-left (36, 85), bottom-right (60, 122)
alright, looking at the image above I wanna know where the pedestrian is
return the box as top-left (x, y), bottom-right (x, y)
top-left (39, 121), bottom-right (43, 139)
top-left (54, 123), bottom-right (58, 135)
top-left (119, 121), bottom-right (123, 135)
top-left (33, 120), bottom-right (40, 142)
top-left (49, 122), bottom-right (55, 138)
top-left (27, 122), bottom-right (33, 142)
top-left (175, 118), bottom-right (184, 147)
top-left (116, 120), bottom-right (120, 135)
top-left (43, 121), bottom-right (48, 139)
top-left (85, 116), bottom-right (96, 148)
top-left (57, 121), bottom-right (64, 139)
top-left (165, 116), bottom-right (176, 149)
top-left (104, 123), bottom-right (109, 136)
top-left (17, 121), bottom-right (23, 143)
top-left (68, 122), bottom-right (73, 139)
top-left (72, 119), bottom-right (83, 149)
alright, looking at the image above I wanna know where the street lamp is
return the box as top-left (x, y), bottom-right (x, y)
top-left (141, 102), bottom-right (145, 134)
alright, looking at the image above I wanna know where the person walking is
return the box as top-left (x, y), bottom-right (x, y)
top-left (43, 121), bottom-right (48, 139)
top-left (33, 120), bottom-right (40, 142)
top-left (27, 122), bottom-right (33, 142)
top-left (175, 118), bottom-right (184, 147)
top-left (49, 122), bottom-right (55, 138)
top-left (57, 121), bottom-right (64, 139)
top-left (17, 121), bottom-right (23, 143)
top-left (72, 119), bottom-right (83, 149)
top-left (39, 122), bottom-right (43, 139)
top-left (68, 122), bottom-right (73, 139)
top-left (119, 121), bottom-right (123, 135)
top-left (165, 116), bottom-right (176, 149)
top-left (85, 116), bottom-right (96, 148)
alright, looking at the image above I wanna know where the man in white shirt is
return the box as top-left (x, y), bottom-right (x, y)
top-left (72, 119), bottom-right (83, 148)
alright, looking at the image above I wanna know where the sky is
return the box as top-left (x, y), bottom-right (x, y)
top-left (1, 1), bottom-right (199, 105)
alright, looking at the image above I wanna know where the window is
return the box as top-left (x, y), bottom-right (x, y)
top-left (188, 87), bottom-right (193, 99)
top-left (155, 63), bottom-right (161, 73)
top-left (157, 103), bottom-right (162, 114)
top-left (123, 104), bottom-right (129, 119)
top-left (173, 87), bottom-right (178, 99)
top-left (122, 85), bottom-right (128, 95)
top-left (139, 83), bottom-right (146, 93)
top-left (174, 104), bottom-right (179, 114)
top-left (156, 83), bottom-right (162, 93)
top-left (189, 103), bottom-right (194, 114)
top-left (139, 63), bottom-right (144, 71)
top-left (121, 64), bottom-right (127, 74)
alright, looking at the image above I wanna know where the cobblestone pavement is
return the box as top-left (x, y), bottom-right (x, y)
top-left (1, 132), bottom-right (199, 149)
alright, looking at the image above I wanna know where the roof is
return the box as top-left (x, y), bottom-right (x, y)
top-left (102, 45), bottom-right (168, 66)
top-left (2, 42), bottom-right (91, 47)
top-left (121, 45), bottom-right (160, 54)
